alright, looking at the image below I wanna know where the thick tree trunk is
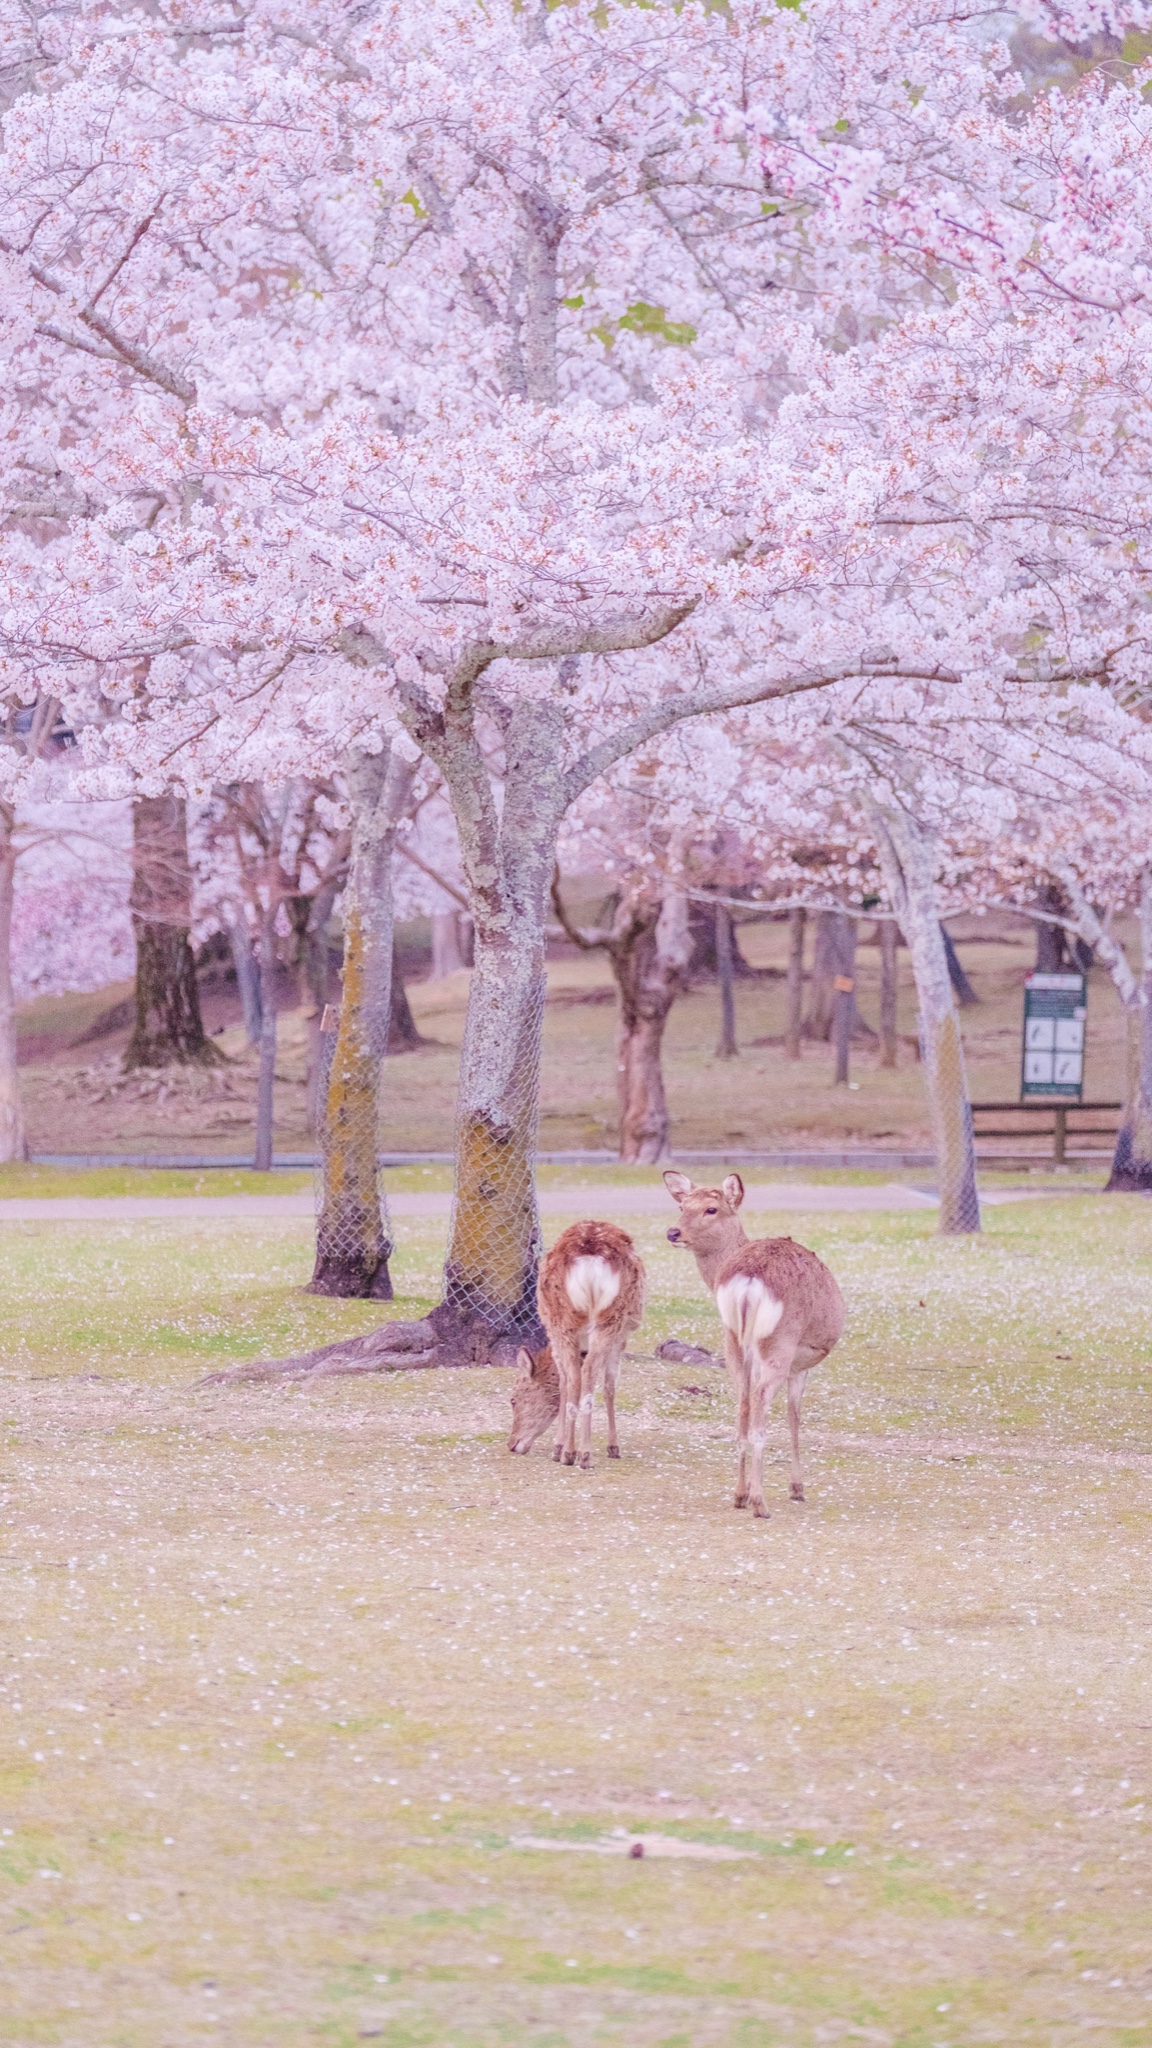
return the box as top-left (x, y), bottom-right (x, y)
top-left (613, 886), bottom-right (693, 1163)
top-left (0, 814), bottom-right (28, 1163)
top-left (309, 746), bottom-right (416, 1297)
top-left (436, 921), bottom-right (547, 1343)
top-left (785, 908), bottom-right (805, 1059)
top-left (803, 910), bottom-right (839, 1039)
top-left (872, 804), bottom-right (980, 1234)
top-left (879, 918), bottom-right (899, 1069)
top-left (832, 916), bottom-right (857, 1086)
top-left (125, 794), bottom-right (216, 1070)
top-left (715, 902), bottom-right (738, 1058)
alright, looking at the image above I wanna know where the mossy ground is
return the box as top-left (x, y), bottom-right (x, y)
top-left (1, 1195), bottom-right (1150, 2045)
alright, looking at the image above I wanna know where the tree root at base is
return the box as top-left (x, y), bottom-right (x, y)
top-left (197, 1311), bottom-right (530, 1386)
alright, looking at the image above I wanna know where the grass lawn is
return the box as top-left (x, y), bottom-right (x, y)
top-left (1, 1194), bottom-right (1150, 2045)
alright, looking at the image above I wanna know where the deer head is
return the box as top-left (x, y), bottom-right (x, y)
top-left (663, 1170), bottom-right (748, 1290)
top-left (508, 1344), bottom-right (560, 1454)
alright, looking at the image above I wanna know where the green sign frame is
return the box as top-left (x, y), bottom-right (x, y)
top-left (1021, 972), bottom-right (1087, 1100)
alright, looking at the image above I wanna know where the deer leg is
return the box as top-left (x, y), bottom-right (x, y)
top-left (749, 1337), bottom-right (797, 1519)
top-left (787, 1368), bottom-right (811, 1501)
top-left (565, 1335), bottom-right (586, 1466)
top-left (551, 1333), bottom-right (582, 1466)
top-left (602, 1342), bottom-right (622, 1459)
top-left (726, 1329), bottom-right (751, 1507)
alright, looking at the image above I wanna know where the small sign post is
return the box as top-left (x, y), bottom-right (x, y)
top-left (1021, 972), bottom-right (1087, 1101)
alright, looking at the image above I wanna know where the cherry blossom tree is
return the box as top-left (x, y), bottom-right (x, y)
top-left (0, 0), bottom-right (1150, 1354)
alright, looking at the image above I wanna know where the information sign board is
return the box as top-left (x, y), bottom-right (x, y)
top-left (1021, 972), bottom-right (1087, 1099)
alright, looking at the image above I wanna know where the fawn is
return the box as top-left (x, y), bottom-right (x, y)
top-left (663, 1170), bottom-right (844, 1517)
top-left (508, 1220), bottom-right (645, 1466)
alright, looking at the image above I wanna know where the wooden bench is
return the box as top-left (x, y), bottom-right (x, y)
top-left (970, 1101), bottom-right (1123, 1166)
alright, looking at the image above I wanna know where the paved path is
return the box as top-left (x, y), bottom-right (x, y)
top-left (0, 1182), bottom-right (1081, 1223)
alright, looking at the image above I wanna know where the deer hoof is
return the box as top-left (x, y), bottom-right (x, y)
top-left (552, 1444), bottom-right (563, 1462)
top-left (578, 1452), bottom-right (591, 1470)
top-left (562, 1451), bottom-right (576, 1466)
top-left (607, 1445), bottom-right (621, 1460)
top-left (733, 1491), bottom-right (749, 1510)
top-left (790, 1481), bottom-right (805, 1502)
top-left (751, 1499), bottom-right (770, 1519)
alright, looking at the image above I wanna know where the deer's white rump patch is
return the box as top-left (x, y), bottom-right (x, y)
top-left (717, 1274), bottom-right (785, 1352)
top-left (564, 1255), bottom-right (621, 1319)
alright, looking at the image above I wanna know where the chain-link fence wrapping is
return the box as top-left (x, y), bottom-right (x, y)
top-left (309, 1006), bottom-right (395, 1299)
top-left (438, 952), bottom-right (547, 1349)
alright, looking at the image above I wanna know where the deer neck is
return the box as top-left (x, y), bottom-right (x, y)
top-left (697, 1220), bottom-right (749, 1296)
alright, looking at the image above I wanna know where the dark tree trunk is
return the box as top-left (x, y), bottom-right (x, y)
top-left (125, 794), bottom-right (216, 1071)
top-left (785, 908), bottom-right (805, 1059)
top-left (941, 925), bottom-right (979, 1007)
top-left (687, 899), bottom-right (756, 979)
top-left (1034, 883), bottom-right (1068, 972)
top-left (388, 944), bottom-right (425, 1052)
top-left (715, 903), bottom-right (738, 1058)
top-left (879, 919), bottom-right (899, 1069)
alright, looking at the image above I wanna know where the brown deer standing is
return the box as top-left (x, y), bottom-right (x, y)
top-left (508, 1220), bottom-right (645, 1466)
top-left (663, 1171), bottom-right (844, 1517)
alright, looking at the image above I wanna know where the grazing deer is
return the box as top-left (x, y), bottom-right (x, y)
top-left (508, 1221), bottom-right (645, 1466)
top-left (663, 1170), bottom-right (844, 1517)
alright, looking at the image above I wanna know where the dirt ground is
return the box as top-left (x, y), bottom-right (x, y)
top-left (1, 1188), bottom-right (1149, 2046)
top-left (13, 914), bottom-right (1131, 1160)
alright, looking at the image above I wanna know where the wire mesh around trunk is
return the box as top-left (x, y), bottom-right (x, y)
top-left (309, 1007), bottom-right (395, 1298)
top-left (439, 957), bottom-right (547, 1345)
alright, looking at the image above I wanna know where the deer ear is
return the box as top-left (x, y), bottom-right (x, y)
top-left (515, 1347), bottom-right (534, 1376)
top-left (663, 1169), bottom-right (692, 1204)
top-left (722, 1172), bottom-right (745, 1209)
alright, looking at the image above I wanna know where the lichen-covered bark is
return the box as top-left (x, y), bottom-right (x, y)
top-left (428, 697), bottom-right (568, 1355)
top-left (871, 801), bottom-right (980, 1235)
top-left (309, 900), bottom-right (392, 1293)
top-left (440, 929), bottom-right (546, 1335)
top-left (310, 745), bottom-right (417, 1298)
top-left (125, 794), bottom-right (215, 1070)
top-left (0, 813), bottom-right (27, 1163)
